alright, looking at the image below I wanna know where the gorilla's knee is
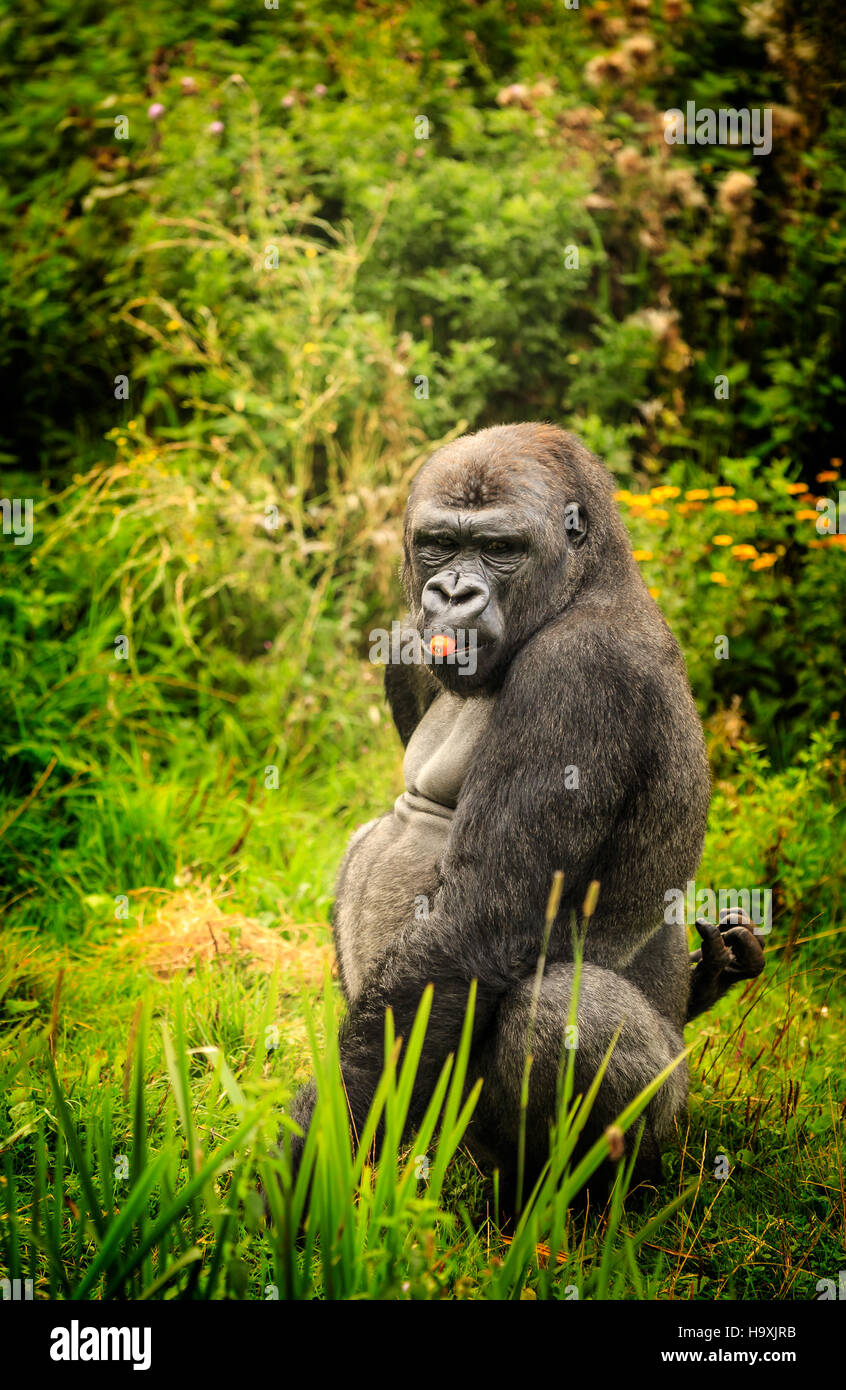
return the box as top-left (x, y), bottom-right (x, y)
top-left (467, 964), bottom-right (687, 1184)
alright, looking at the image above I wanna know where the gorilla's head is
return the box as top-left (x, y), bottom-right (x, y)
top-left (402, 423), bottom-right (638, 692)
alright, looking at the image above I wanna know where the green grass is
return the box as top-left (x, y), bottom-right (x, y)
top-left (1, 735), bottom-right (843, 1299)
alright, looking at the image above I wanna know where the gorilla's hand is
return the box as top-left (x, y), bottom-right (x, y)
top-left (686, 909), bottom-right (765, 1021)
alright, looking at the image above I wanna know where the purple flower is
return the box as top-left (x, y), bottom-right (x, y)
top-left (148, 102), bottom-right (165, 121)
top-left (208, 120), bottom-right (225, 135)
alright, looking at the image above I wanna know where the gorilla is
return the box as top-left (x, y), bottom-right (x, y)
top-left (288, 423), bottom-right (764, 1196)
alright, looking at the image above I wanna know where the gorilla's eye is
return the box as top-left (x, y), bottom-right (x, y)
top-left (483, 539), bottom-right (522, 557)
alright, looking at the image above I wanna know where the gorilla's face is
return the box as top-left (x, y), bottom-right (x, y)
top-left (405, 451), bottom-right (589, 692)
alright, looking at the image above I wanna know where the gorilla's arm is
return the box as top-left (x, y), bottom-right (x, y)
top-left (384, 638), bottom-right (439, 746)
top-left (292, 624), bottom-right (657, 1147)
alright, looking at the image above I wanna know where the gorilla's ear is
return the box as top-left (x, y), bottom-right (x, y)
top-left (564, 500), bottom-right (589, 547)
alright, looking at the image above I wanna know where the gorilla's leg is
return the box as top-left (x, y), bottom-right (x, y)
top-left (466, 963), bottom-right (687, 1198)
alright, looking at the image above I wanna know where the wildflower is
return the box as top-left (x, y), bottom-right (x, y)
top-left (313, 83), bottom-right (327, 97)
top-left (281, 91), bottom-right (297, 108)
top-left (712, 486), bottom-right (736, 497)
top-left (650, 485), bottom-right (681, 501)
top-left (180, 77), bottom-right (198, 94)
top-left (662, 165), bottom-right (706, 209)
top-left (784, 482), bottom-right (806, 494)
top-left (796, 509), bottom-right (820, 521)
top-left (613, 489), bottom-right (632, 503)
top-left (646, 508), bottom-right (670, 522)
top-left (710, 572), bottom-right (728, 584)
top-left (496, 83), bottom-right (532, 108)
top-left (816, 470), bottom-right (839, 482)
top-left (714, 498), bottom-right (737, 512)
top-left (731, 544), bottom-right (758, 560)
top-left (585, 52), bottom-right (630, 87)
top-left (208, 120), bottom-right (224, 135)
top-left (621, 35), bottom-right (655, 68)
top-left (717, 171), bottom-right (755, 216)
top-left (751, 554), bottom-right (777, 569)
top-left (632, 549), bottom-right (654, 562)
top-left (648, 586), bottom-right (660, 599)
top-left (305, 246), bottom-right (318, 259)
top-left (148, 102), bottom-right (165, 120)
top-left (734, 498), bottom-right (758, 512)
top-left (166, 319), bottom-right (180, 331)
top-left (713, 535), bottom-right (733, 546)
top-left (615, 146), bottom-right (645, 178)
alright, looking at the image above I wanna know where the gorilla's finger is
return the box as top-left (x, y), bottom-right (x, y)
top-left (694, 918), bottom-right (729, 961)
top-left (718, 908), bottom-right (754, 933)
top-left (721, 926), bottom-right (765, 978)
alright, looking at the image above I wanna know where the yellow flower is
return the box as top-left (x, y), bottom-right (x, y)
top-left (796, 509), bottom-right (820, 521)
top-left (648, 586), bottom-right (660, 599)
top-left (712, 486), bottom-right (736, 497)
top-left (646, 508), bottom-right (670, 522)
top-left (710, 571), bottom-right (728, 584)
top-left (632, 548), bottom-right (654, 562)
top-left (685, 489), bottom-right (709, 500)
top-left (166, 319), bottom-right (180, 332)
top-left (714, 498), bottom-right (737, 512)
top-left (614, 489), bottom-right (632, 503)
top-left (305, 246), bottom-right (318, 259)
top-left (827, 533), bottom-right (846, 547)
top-left (628, 495), bottom-right (651, 509)
top-left (752, 553), bottom-right (777, 569)
top-left (816, 470), bottom-right (839, 482)
top-left (187, 552), bottom-right (199, 564)
top-left (650, 485), bottom-right (680, 501)
top-left (712, 534), bottom-right (733, 546)
top-left (734, 498), bottom-right (758, 513)
top-left (785, 482), bottom-right (806, 495)
top-left (303, 341), bottom-right (319, 354)
top-left (731, 544), bottom-right (758, 560)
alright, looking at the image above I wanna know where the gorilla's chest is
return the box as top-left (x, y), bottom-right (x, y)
top-left (398, 691), bottom-right (494, 817)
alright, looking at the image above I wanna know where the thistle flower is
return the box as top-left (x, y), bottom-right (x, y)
top-left (718, 171), bottom-right (756, 217)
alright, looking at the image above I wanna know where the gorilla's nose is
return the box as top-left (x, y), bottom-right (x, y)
top-left (422, 572), bottom-right (490, 625)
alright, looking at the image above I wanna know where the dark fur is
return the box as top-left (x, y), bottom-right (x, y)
top-left (288, 424), bottom-right (763, 1194)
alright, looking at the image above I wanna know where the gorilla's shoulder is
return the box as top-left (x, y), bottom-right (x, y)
top-left (511, 602), bottom-right (678, 689)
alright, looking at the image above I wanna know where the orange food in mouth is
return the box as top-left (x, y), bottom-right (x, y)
top-left (427, 634), bottom-right (457, 657)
